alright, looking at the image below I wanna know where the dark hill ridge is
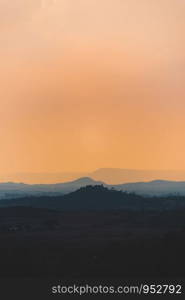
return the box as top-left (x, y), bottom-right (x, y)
top-left (2, 177), bottom-right (185, 200)
top-left (1, 185), bottom-right (185, 211)
top-left (0, 177), bottom-right (103, 199)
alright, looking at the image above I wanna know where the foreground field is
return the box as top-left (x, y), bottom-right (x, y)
top-left (0, 207), bottom-right (185, 278)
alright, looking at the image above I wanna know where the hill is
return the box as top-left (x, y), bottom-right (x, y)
top-left (2, 177), bottom-right (185, 200)
top-left (91, 168), bottom-right (185, 184)
top-left (0, 177), bottom-right (103, 200)
top-left (113, 179), bottom-right (185, 196)
top-left (1, 185), bottom-right (185, 211)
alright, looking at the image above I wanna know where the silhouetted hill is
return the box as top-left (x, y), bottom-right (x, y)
top-left (113, 179), bottom-right (185, 196)
top-left (2, 177), bottom-right (185, 200)
top-left (0, 177), bottom-right (103, 199)
top-left (1, 185), bottom-right (185, 211)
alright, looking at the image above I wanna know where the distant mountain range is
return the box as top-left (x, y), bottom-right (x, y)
top-left (113, 180), bottom-right (185, 196)
top-left (91, 168), bottom-right (185, 184)
top-left (1, 177), bottom-right (185, 200)
top-left (2, 168), bottom-right (185, 184)
top-left (0, 177), bottom-right (103, 200)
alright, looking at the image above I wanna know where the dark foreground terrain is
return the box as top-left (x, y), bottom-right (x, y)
top-left (0, 205), bottom-right (185, 278)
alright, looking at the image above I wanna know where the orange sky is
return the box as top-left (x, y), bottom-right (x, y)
top-left (1, 0), bottom-right (185, 174)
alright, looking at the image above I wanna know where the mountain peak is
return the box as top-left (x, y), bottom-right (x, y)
top-left (73, 177), bottom-right (99, 184)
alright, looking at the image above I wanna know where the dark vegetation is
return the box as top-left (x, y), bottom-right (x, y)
top-left (0, 186), bottom-right (185, 278)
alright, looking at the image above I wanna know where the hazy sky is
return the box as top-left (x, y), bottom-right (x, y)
top-left (1, 0), bottom-right (185, 173)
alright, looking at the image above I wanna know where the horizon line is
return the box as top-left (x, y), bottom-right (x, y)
top-left (1, 177), bottom-right (185, 186)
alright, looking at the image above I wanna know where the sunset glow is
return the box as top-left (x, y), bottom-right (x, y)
top-left (1, 0), bottom-right (185, 179)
